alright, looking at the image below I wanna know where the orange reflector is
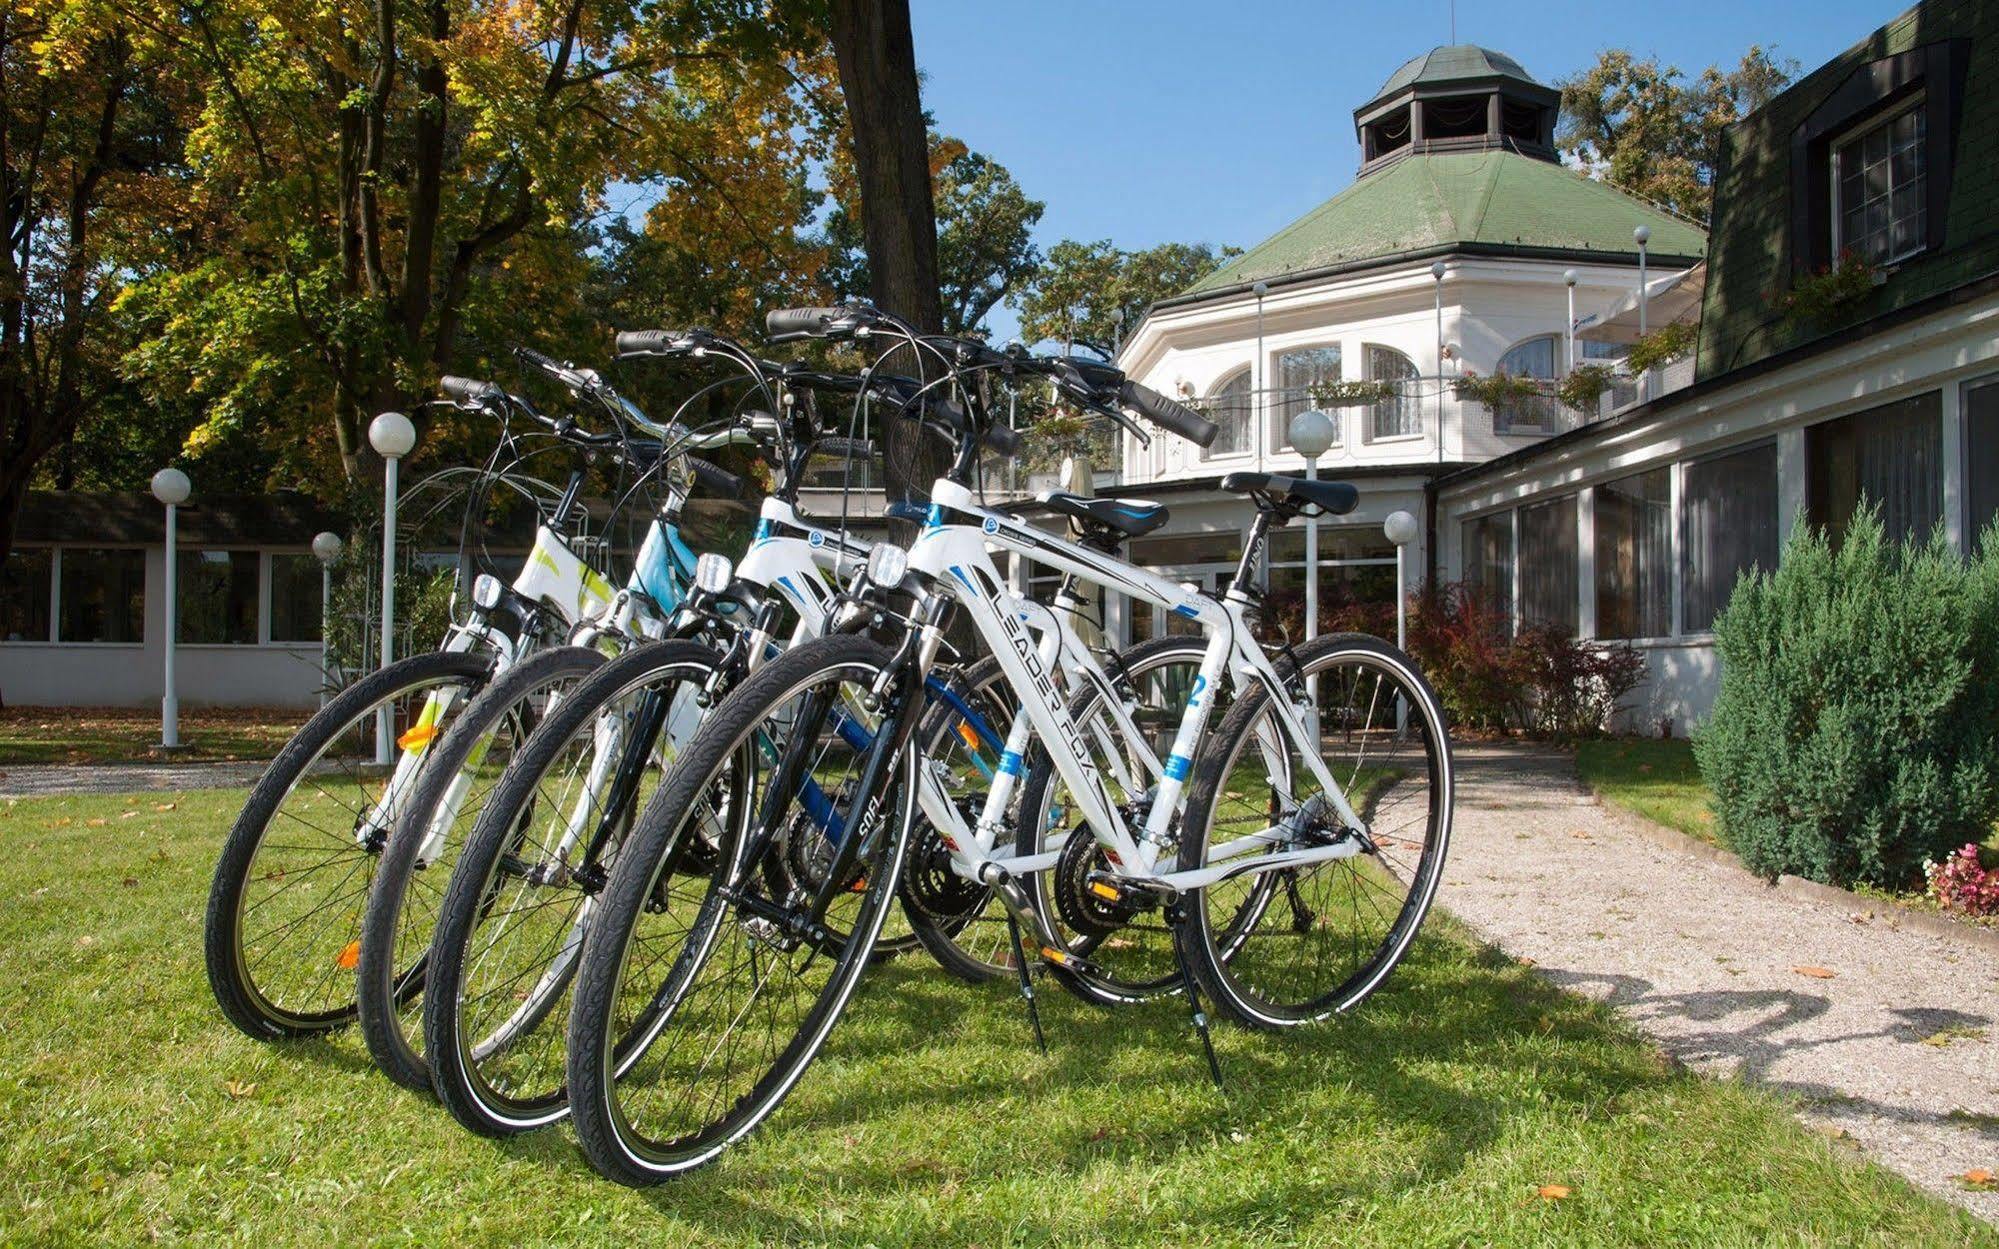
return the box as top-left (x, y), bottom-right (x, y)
top-left (956, 723), bottom-right (981, 750)
top-left (335, 939), bottom-right (361, 970)
top-left (396, 723), bottom-right (439, 752)
top-left (1039, 945), bottom-right (1071, 967)
top-left (1089, 881), bottom-right (1120, 901)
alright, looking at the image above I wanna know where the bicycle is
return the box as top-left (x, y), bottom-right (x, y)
top-left (563, 302), bottom-right (1455, 1182)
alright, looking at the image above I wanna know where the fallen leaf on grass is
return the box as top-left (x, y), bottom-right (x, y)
top-left (154, 802), bottom-right (176, 812)
top-left (1793, 965), bottom-right (1836, 979)
top-left (85, 818), bottom-right (105, 828)
top-left (120, 810), bottom-right (138, 819)
top-left (1536, 1184), bottom-right (1572, 1201)
top-left (223, 1079), bottom-right (256, 1099)
top-left (121, 877), bottom-right (137, 888)
top-left (1516, 956), bottom-right (1537, 967)
top-left (1958, 1168), bottom-right (1996, 1190)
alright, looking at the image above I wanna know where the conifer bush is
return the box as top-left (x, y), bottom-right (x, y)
top-left (1694, 508), bottom-right (1999, 889)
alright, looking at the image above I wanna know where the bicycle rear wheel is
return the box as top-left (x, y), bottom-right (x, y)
top-left (203, 649), bottom-right (492, 1038)
top-left (567, 635), bottom-right (914, 1184)
top-left (1173, 633), bottom-right (1452, 1028)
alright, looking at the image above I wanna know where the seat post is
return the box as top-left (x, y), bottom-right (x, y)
top-left (1227, 508), bottom-right (1280, 600)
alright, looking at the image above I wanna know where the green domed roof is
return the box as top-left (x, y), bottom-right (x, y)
top-left (1178, 151), bottom-right (1707, 299)
top-left (1372, 44), bottom-right (1542, 100)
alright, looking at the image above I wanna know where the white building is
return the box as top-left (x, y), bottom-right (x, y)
top-left (1110, 44), bottom-right (1706, 647)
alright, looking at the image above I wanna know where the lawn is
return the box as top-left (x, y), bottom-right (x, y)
top-left (0, 706), bottom-right (305, 766)
top-left (1573, 737), bottom-right (1716, 844)
top-left (4, 788), bottom-right (1994, 1246)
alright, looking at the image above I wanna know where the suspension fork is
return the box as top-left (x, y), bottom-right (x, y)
top-left (802, 598), bottom-right (954, 927)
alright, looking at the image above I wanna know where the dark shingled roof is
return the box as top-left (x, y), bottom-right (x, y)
top-left (14, 491), bottom-right (344, 546)
top-left (1371, 44), bottom-right (1543, 100)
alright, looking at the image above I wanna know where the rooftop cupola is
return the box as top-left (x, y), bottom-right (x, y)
top-left (1353, 44), bottom-right (1561, 174)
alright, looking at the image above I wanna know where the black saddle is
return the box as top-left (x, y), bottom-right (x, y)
top-left (1219, 472), bottom-right (1359, 516)
top-left (1037, 491), bottom-right (1170, 546)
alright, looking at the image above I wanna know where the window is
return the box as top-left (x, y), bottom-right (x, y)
top-left (269, 553), bottom-right (325, 643)
top-left (1806, 392), bottom-right (1941, 548)
top-left (2, 548), bottom-right (53, 642)
top-left (1364, 344), bottom-right (1421, 439)
top-left (1682, 443), bottom-right (1779, 633)
top-left (1272, 347), bottom-right (1342, 450)
top-left (1967, 376), bottom-right (1999, 550)
top-left (1833, 101), bottom-right (1927, 265)
top-left (1264, 526), bottom-right (1396, 626)
top-left (1580, 339), bottom-right (1640, 411)
top-left (60, 548), bottom-right (145, 643)
top-left (1494, 336), bottom-right (1560, 432)
top-left (1202, 370), bottom-right (1252, 457)
top-left (1460, 512), bottom-right (1514, 632)
top-left (1518, 495), bottom-right (1579, 634)
top-left (1595, 468), bottom-right (1671, 639)
top-left (180, 549), bottom-right (260, 644)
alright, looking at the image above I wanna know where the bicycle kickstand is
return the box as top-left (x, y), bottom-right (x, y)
top-left (1003, 910), bottom-right (1048, 1055)
top-left (1165, 902), bottom-right (1225, 1091)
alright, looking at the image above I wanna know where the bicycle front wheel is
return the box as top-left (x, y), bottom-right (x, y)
top-left (1173, 633), bottom-right (1452, 1028)
top-left (203, 649), bottom-right (493, 1038)
top-left (567, 634), bottom-right (916, 1184)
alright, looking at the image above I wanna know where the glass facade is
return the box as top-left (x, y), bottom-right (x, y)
top-left (1595, 468), bottom-right (1672, 639)
top-left (1, 548), bottom-right (52, 642)
top-left (60, 549), bottom-right (145, 643)
top-left (1682, 442), bottom-right (1779, 633)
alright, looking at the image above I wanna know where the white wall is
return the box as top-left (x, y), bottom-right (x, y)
top-left (0, 545), bottom-right (329, 709)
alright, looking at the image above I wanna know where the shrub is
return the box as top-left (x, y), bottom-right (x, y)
top-left (1695, 507), bottom-right (1999, 889)
top-left (1925, 845), bottom-right (1999, 917)
top-left (1513, 624), bottom-right (1648, 738)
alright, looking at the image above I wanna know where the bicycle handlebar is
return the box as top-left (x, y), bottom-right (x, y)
top-left (1119, 380), bottom-right (1219, 448)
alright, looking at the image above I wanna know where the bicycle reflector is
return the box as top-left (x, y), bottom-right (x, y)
top-left (866, 542), bottom-right (908, 588)
top-left (694, 552), bottom-right (733, 596)
top-left (471, 573), bottom-right (505, 611)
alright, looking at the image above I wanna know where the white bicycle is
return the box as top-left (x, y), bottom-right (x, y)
top-left (563, 304), bottom-right (1455, 1183)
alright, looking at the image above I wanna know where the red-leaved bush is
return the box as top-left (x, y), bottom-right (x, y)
top-left (1925, 845), bottom-right (1999, 916)
top-left (1259, 581), bottom-right (1645, 736)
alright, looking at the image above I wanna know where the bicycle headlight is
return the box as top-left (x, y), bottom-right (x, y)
top-left (470, 573), bottom-right (505, 611)
top-left (865, 542), bottom-right (908, 589)
top-left (694, 552), bottom-right (734, 596)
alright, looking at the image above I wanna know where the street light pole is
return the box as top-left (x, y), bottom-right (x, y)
top-left (368, 412), bottom-right (416, 764)
top-left (1563, 268), bottom-right (1579, 375)
top-left (151, 468), bottom-right (191, 750)
top-left (1252, 281), bottom-right (1268, 467)
top-left (312, 531), bottom-right (342, 707)
top-left (1384, 509), bottom-right (1419, 736)
top-left (1430, 260), bottom-right (1446, 453)
top-left (1287, 410), bottom-right (1336, 645)
top-left (1634, 224), bottom-right (1652, 401)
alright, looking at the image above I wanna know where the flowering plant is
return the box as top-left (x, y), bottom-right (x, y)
top-left (1924, 844), bottom-right (1999, 916)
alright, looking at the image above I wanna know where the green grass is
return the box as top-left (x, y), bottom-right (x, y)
top-left (3, 788), bottom-right (1993, 1246)
top-left (0, 706), bottom-right (304, 766)
top-left (1574, 738), bottom-right (1717, 844)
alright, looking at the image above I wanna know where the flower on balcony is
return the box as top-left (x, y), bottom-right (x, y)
top-left (1308, 379), bottom-right (1398, 407)
top-left (1772, 250), bottom-right (1880, 327)
top-left (1453, 369), bottom-right (1545, 417)
top-left (1625, 320), bottom-right (1697, 374)
top-left (1556, 364), bottom-right (1615, 414)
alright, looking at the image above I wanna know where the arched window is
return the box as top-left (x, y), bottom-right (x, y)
top-left (1202, 369), bottom-right (1252, 457)
top-left (1272, 345), bottom-right (1342, 450)
top-left (1363, 344), bottom-right (1421, 439)
top-left (1493, 335), bottom-right (1560, 432)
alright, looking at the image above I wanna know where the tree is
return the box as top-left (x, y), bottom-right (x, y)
top-left (1, 7), bottom-right (183, 569)
top-left (824, 137), bottom-right (1044, 336)
top-left (1557, 46), bottom-right (1796, 223)
top-left (1016, 239), bottom-right (1239, 354)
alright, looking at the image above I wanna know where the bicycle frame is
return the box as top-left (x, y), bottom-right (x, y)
top-left (906, 478), bottom-right (1366, 895)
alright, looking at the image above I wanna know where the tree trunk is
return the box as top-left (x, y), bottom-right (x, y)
top-left (826, 0), bottom-right (951, 519)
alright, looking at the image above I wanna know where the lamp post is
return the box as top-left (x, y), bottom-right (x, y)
top-left (1633, 225), bottom-right (1651, 337)
top-left (1430, 260), bottom-right (1447, 452)
top-left (1385, 509), bottom-right (1419, 735)
top-left (368, 411), bottom-right (415, 764)
top-left (1287, 409), bottom-right (1337, 644)
top-left (1563, 269), bottom-right (1579, 374)
top-left (311, 531), bottom-right (342, 705)
top-left (151, 468), bottom-right (191, 749)
top-left (1252, 281), bottom-right (1268, 467)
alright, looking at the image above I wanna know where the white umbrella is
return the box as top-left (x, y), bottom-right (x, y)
top-left (1577, 262), bottom-right (1705, 344)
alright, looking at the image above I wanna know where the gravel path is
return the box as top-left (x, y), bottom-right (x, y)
top-left (0, 759), bottom-right (272, 798)
top-left (1443, 742), bottom-right (1999, 1223)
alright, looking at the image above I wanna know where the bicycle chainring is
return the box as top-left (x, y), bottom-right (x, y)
top-left (898, 814), bottom-right (989, 927)
top-left (1053, 825), bottom-right (1140, 939)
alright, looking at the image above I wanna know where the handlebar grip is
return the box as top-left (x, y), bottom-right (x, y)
top-left (515, 345), bottom-right (567, 375)
top-left (615, 329), bottom-right (676, 355)
top-left (687, 457), bottom-right (745, 500)
top-left (815, 436), bottom-right (877, 461)
top-left (983, 420), bottom-right (1022, 458)
top-left (440, 375), bottom-right (501, 403)
top-left (1120, 380), bottom-right (1218, 448)
top-left (765, 307), bottom-right (843, 339)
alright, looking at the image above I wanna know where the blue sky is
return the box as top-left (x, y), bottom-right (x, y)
top-left (910, 0), bottom-right (1904, 342)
